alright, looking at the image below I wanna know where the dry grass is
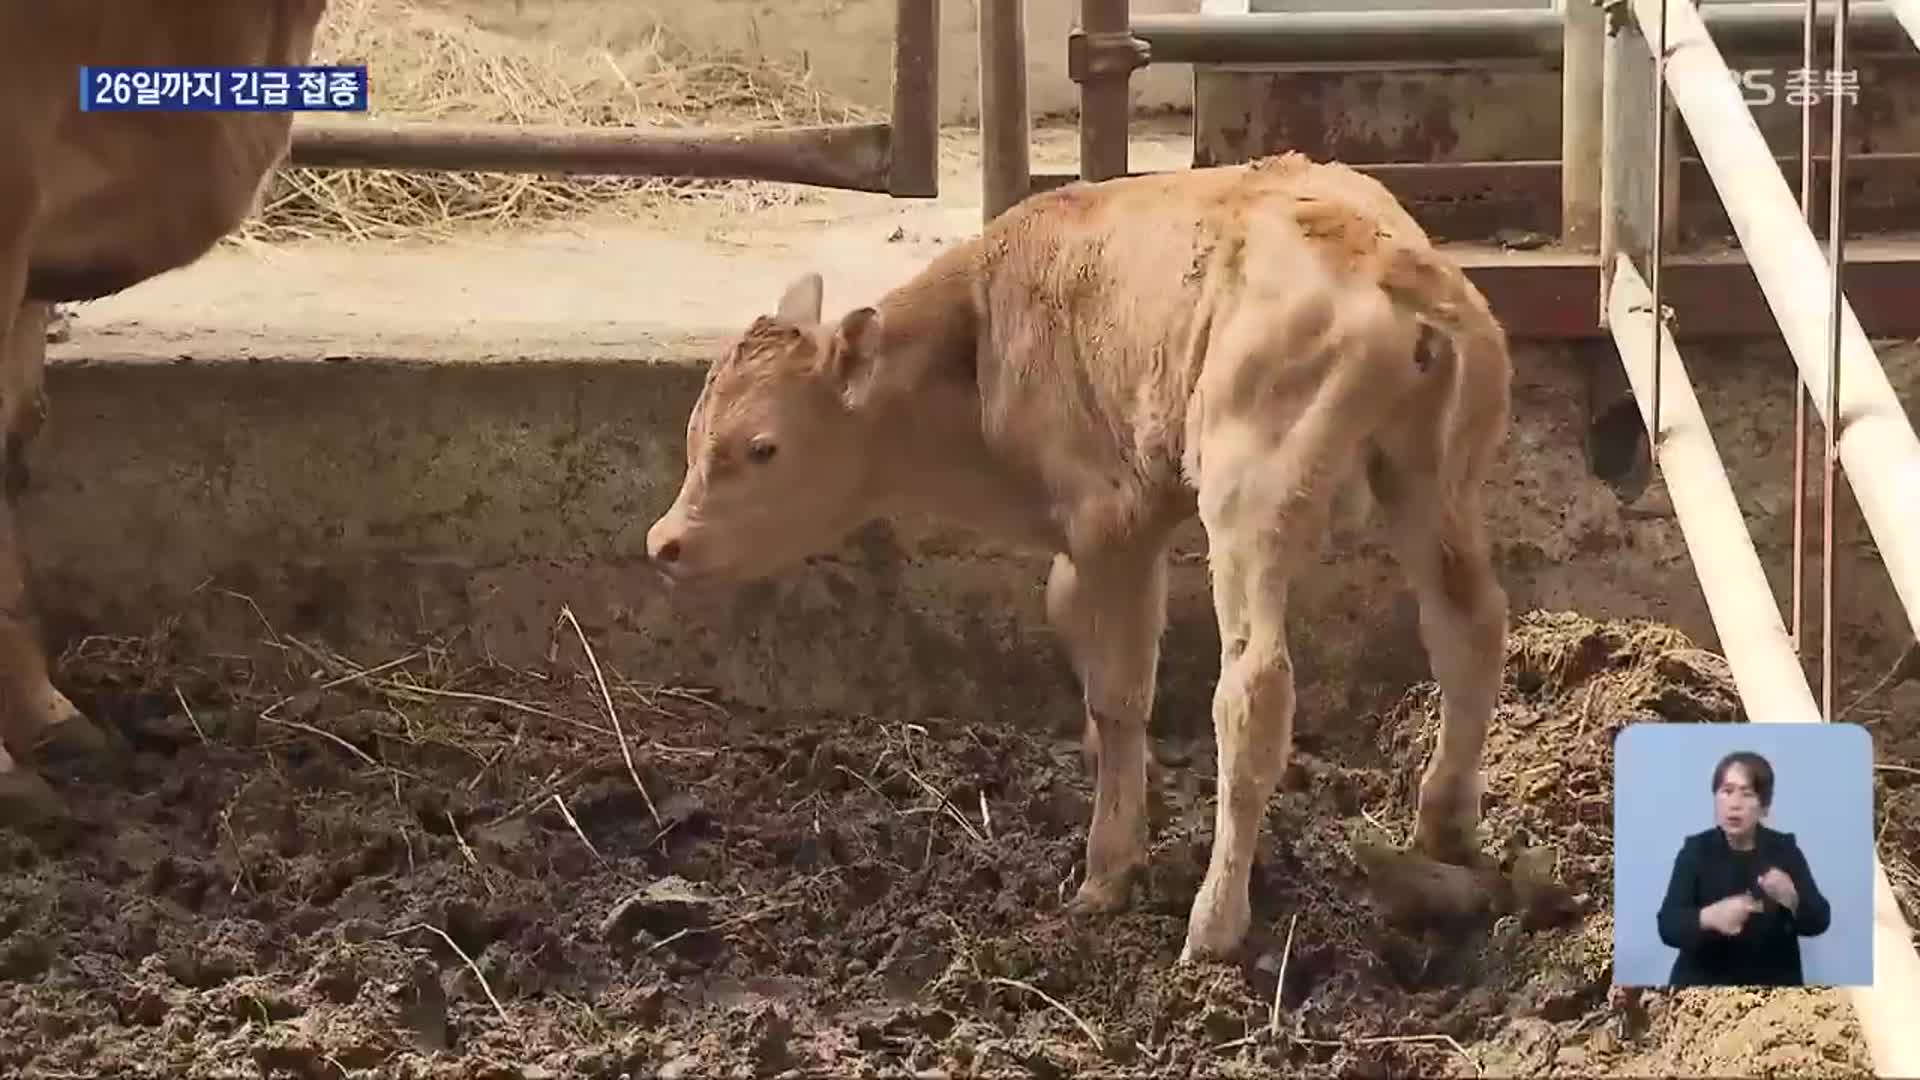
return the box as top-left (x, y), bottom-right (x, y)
top-left (240, 0), bottom-right (878, 242)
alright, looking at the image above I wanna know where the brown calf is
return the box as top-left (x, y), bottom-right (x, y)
top-left (0, 1), bottom-right (330, 801)
top-left (646, 153), bottom-right (1513, 961)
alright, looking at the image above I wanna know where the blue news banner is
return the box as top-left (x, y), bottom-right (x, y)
top-left (79, 65), bottom-right (369, 112)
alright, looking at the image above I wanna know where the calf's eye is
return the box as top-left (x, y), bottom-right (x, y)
top-left (746, 439), bottom-right (778, 464)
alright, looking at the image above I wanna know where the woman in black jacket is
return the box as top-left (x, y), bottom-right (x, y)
top-left (1655, 750), bottom-right (1832, 986)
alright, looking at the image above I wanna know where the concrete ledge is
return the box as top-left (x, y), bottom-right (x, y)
top-left (28, 332), bottom-right (1920, 739)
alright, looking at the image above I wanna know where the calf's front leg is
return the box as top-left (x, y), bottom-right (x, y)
top-left (1046, 540), bottom-right (1170, 914)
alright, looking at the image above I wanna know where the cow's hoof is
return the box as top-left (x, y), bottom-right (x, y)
top-left (32, 713), bottom-right (124, 768)
top-left (33, 711), bottom-right (110, 753)
top-left (1066, 871), bottom-right (1136, 917)
top-left (0, 766), bottom-right (63, 825)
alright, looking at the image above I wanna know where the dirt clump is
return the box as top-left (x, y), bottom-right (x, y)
top-left (0, 609), bottom-right (1897, 1077)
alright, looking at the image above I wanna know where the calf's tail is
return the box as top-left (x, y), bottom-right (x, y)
top-left (1376, 241), bottom-right (1514, 526)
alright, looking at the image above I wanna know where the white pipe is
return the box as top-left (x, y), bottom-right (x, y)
top-left (1627, 0), bottom-right (1920, 646)
top-left (1606, 258), bottom-right (1820, 724)
top-left (1610, 256), bottom-right (1920, 1080)
top-left (1890, 0), bottom-right (1920, 46)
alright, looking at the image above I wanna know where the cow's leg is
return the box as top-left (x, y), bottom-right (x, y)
top-left (1367, 446), bottom-right (1507, 865)
top-left (1182, 414), bottom-right (1351, 962)
top-left (0, 300), bottom-right (91, 771)
top-left (0, 167), bottom-right (89, 786)
top-left (0, 486), bottom-right (87, 759)
top-left (1048, 535), bottom-right (1171, 914)
top-left (0, 735), bottom-right (48, 812)
top-left (4, 301), bottom-right (52, 497)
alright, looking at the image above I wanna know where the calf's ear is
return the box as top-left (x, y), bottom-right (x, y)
top-left (825, 306), bottom-right (883, 403)
top-left (776, 272), bottom-right (824, 325)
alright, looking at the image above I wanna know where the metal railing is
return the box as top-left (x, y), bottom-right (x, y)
top-left (289, 0), bottom-right (942, 199)
top-left (1602, 1), bottom-right (1920, 1073)
top-left (976, 1), bottom-right (1915, 237)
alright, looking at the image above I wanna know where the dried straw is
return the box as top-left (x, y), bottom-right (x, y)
top-left (240, 0), bottom-right (878, 242)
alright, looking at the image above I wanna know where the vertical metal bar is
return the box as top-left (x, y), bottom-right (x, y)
top-left (1651, 0), bottom-right (1671, 444)
top-left (889, 0), bottom-right (942, 198)
top-left (1079, 0), bottom-right (1132, 183)
top-left (1562, 0), bottom-right (1606, 249)
top-left (980, 0), bottom-right (1032, 222)
top-left (1792, 0), bottom-right (1819, 653)
top-left (1599, 9), bottom-right (1656, 329)
top-left (1660, 98), bottom-right (1682, 251)
top-left (1822, 0), bottom-right (1852, 718)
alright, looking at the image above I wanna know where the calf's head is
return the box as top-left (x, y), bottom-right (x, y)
top-left (645, 273), bottom-right (885, 585)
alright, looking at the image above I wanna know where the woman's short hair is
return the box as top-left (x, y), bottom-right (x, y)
top-left (1712, 750), bottom-right (1776, 808)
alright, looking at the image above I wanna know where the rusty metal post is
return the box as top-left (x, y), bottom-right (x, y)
top-left (890, 0), bottom-right (941, 198)
top-left (1598, 4), bottom-right (1680, 329)
top-left (1074, 0), bottom-right (1137, 183)
top-left (291, 119), bottom-right (898, 192)
top-left (979, 0), bottom-right (1031, 221)
top-left (1599, 4), bottom-right (1653, 328)
top-left (1660, 107), bottom-right (1681, 252)
top-left (1562, 0), bottom-right (1606, 248)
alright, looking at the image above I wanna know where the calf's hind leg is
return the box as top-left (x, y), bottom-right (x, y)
top-left (1047, 537), bottom-right (1171, 914)
top-left (1182, 415), bottom-right (1355, 962)
top-left (1368, 446), bottom-right (1507, 865)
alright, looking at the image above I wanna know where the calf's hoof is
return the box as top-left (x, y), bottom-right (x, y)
top-left (1411, 813), bottom-right (1487, 869)
top-left (1413, 831), bottom-right (1494, 873)
top-left (1066, 868), bottom-right (1138, 917)
top-left (1178, 893), bottom-right (1251, 964)
top-left (1413, 772), bottom-right (1486, 867)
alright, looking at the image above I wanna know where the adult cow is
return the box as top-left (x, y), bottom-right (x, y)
top-left (645, 153), bottom-right (1513, 961)
top-left (0, 2), bottom-right (331, 801)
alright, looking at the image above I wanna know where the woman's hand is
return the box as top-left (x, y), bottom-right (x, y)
top-left (1699, 893), bottom-right (1762, 936)
top-left (1757, 867), bottom-right (1800, 911)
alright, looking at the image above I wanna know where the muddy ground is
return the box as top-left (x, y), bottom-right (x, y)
top-left (4, 610), bottom-right (1913, 1078)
